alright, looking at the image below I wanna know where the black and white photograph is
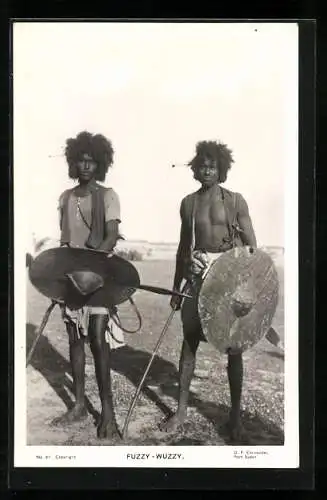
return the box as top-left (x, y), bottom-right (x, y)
top-left (14, 21), bottom-right (299, 468)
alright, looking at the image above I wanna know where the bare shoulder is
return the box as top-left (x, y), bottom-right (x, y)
top-left (180, 191), bottom-right (197, 216)
top-left (235, 192), bottom-right (250, 214)
top-left (182, 190), bottom-right (199, 205)
top-left (221, 187), bottom-right (250, 214)
top-left (221, 186), bottom-right (238, 199)
top-left (222, 186), bottom-right (247, 201)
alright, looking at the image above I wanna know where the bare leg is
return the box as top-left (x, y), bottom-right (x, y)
top-left (52, 323), bottom-right (87, 424)
top-left (226, 349), bottom-right (247, 442)
top-left (159, 335), bottom-right (200, 432)
top-left (88, 315), bottom-right (119, 439)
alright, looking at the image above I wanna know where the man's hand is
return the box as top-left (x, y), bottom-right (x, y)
top-left (170, 293), bottom-right (183, 311)
top-left (189, 250), bottom-right (209, 277)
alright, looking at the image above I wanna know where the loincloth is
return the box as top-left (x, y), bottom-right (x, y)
top-left (181, 252), bottom-right (223, 341)
top-left (61, 305), bottom-right (125, 349)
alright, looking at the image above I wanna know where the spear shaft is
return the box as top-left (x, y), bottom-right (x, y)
top-left (26, 301), bottom-right (57, 367)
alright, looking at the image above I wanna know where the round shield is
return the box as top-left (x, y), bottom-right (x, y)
top-left (29, 247), bottom-right (140, 308)
top-left (198, 246), bottom-right (279, 353)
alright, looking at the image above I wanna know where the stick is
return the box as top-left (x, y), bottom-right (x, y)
top-left (122, 305), bottom-right (178, 440)
top-left (26, 301), bottom-right (57, 367)
top-left (122, 281), bottom-right (189, 439)
top-left (137, 284), bottom-right (191, 299)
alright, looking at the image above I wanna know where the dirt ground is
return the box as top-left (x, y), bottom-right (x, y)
top-left (26, 259), bottom-right (284, 446)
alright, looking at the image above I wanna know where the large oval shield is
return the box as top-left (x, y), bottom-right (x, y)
top-left (198, 246), bottom-right (279, 353)
top-left (29, 247), bottom-right (140, 308)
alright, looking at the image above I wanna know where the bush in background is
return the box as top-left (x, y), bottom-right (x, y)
top-left (115, 248), bottom-right (144, 261)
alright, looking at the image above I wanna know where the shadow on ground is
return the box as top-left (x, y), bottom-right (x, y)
top-left (266, 350), bottom-right (284, 360)
top-left (26, 323), bottom-right (100, 425)
top-left (27, 323), bottom-right (284, 446)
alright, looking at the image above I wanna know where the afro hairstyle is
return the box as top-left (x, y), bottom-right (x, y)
top-left (64, 131), bottom-right (114, 182)
top-left (188, 140), bottom-right (234, 183)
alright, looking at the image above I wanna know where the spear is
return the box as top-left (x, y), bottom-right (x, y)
top-left (122, 282), bottom-right (188, 439)
top-left (26, 300), bottom-right (58, 367)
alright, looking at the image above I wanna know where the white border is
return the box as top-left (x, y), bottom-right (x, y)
top-left (13, 22), bottom-right (299, 469)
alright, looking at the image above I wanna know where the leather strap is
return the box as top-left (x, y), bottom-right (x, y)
top-left (191, 194), bottom-right (197, 253)
top-left (110, 297), bottom-right (142, 334)
top-left (77, 201), bottom-right (92, 230)
top-left (221, 187), bottom-right (236, 245)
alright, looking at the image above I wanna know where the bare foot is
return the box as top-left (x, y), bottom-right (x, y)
top-left (97, 417), bottom-right (120, 439)
top-left (227, 419), bottom-right (249, 444)
top-left (51, 404), bottom-right (88, 426)
top-left (159, 412), bottom-right (185, 432)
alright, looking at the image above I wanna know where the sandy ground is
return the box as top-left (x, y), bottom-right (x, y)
top-left (26, 259), bottom-right (284, 446)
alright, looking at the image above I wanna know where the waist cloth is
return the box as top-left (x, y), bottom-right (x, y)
top-left (181, 252), bottom-right (223, 341)
top-left (61, 305), bottom-right (125, 349)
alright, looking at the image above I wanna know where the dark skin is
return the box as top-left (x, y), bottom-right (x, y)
top-left (159, 157), bottom-right (257, 442)
top-left (54, 153), bottom-right (120, 439)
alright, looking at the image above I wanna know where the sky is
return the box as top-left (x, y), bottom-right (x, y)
top-left (13, 22), bottom-right (298, 249)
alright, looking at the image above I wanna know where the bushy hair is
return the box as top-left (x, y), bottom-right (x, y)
top-left (188, 140), bottom-right (234, 183)
top-left (64, 131), bottom-right (114, 181)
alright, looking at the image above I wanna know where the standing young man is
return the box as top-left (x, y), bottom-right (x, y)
top-left (160, 140), bottom-right (257, 442)
top-left (56, 131), bottom-right (122, 438)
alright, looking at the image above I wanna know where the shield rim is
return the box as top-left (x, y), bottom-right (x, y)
top-left (28, 246), bottom-right (141, 307)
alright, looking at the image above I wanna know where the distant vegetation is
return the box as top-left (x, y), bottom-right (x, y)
top-left (115, 248), bottom-right (144, 261)
top-left (29, 235), bottom-right (284, 263)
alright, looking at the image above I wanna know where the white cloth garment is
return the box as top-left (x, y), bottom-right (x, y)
top-left (61, 305), bottom-right (126, 349)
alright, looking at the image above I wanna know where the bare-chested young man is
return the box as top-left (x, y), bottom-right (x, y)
top-left (160, 140), bottom-right (257, 442)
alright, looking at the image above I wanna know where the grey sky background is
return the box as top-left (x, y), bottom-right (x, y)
top-left (14, 22), bottom-right (298, 248)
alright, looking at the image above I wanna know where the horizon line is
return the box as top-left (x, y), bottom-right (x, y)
top-left (32, 235), bottom-right (284, 249)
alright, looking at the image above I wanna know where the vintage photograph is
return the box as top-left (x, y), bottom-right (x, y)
top-left (14, 21), bottom-right (299, 468)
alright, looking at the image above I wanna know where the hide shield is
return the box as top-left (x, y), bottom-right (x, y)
top-left (197, 246), bottom-right (279, 353)
top-left (29, 247), bottom-right (191, 310)
top-left (29, 247), bottom-right (140, 309)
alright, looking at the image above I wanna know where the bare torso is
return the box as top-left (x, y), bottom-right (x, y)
top-left (194, 184), bottom-right (230, 252)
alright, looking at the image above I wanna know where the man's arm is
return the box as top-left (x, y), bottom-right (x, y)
top-left (58, 192), bottom-right (68, 247)
top-left (98, 220), bottom-right (120, 252)
top-left (173, 200), bottom-right (191, 291)
top-left (237, 194), bottom-right (257, 247)
top-left (97, 188), bottom-right (121, 252)
top-left (58, 192), bottom-right (64, 230)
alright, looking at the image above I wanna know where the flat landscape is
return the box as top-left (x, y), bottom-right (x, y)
top-left (26, 255), bottom-right (284, 447)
